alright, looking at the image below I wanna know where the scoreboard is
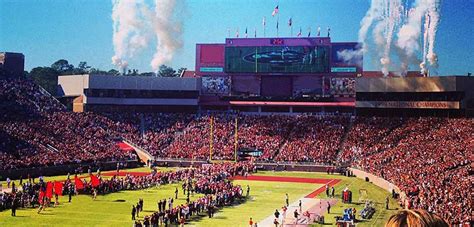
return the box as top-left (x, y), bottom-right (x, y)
top-left (225, 45), bottom-right (330, 73)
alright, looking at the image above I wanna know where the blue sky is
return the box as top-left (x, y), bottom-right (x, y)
top-left (0, 0), bottom-right (473, 75)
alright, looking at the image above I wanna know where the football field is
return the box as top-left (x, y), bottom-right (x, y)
top-left (0, 168), bottom-right (400, 226)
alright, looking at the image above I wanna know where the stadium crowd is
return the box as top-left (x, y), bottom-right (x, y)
top-left (353, 117), bottom-right (473, 225)
top-left (1, 78), bottom-right (473, 225)
top-left (0, 79), bottom-right (136, 170)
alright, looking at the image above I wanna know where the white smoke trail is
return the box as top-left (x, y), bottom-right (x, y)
top-left (380, 0), bottom-right (402, 76)
top-left (111, 0), bottom-right (153, 70)
top-left (150, 0), bottom-right (184, 71)
top-left (426, 2), bottom-right (440, 67)
top-left (340, 0), bottom-right (440, 76)
top-left (420, 12), bottom-right (430, 74)
top-left (358, 0), bottom-right (385, 53)
top-left (111, 0), bottom-right (184, 72)
top-left (336, 0), bottom-right (384, 68)
top-left (397, 0), bottom-right (440, 75)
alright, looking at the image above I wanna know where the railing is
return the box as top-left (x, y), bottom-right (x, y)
top-left (0, 160), bottom-right (140, 180)
top-left (123, 140), bottom-right (154, 164)
top-left (36, 84), bottom-right (67, 109)
top-left (152, 157), bottom-right (335, 167)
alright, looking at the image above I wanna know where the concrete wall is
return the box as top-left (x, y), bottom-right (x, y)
top-left (58, 74), bottom-right (201, 94)
top-left (57, 74), bottom-right (89, 96)
top-left (350, 168), bottom-right (407, 204)
top-left (88, 74), bottom-right (201, 91)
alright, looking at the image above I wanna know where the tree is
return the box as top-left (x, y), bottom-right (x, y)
top-left (78, 61), bottom-right (88, 70)
top-left (157, 65), bottom-right (176, 77)
top-left (107, 69), bottom-right (120, 75)
top-left (89, 68), bottom-right (108, 74)
top-left (51, 59), bottom-right (74, 74)
top-left (29, 67), bottom-right (59, 95)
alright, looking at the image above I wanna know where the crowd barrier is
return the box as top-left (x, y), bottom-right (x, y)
top-left (152, 159), bottom-right (336, 172)
top-left (0, 160), bottom-right (140, 180)
top-left (350, 167), bottom-right (407, 205)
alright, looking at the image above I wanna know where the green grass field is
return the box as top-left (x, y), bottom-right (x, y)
top-left (0, 168), bottom-right (400, 226)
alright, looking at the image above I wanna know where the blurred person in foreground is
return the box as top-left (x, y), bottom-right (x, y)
top-left (385, 209), bottom-right (448, 227)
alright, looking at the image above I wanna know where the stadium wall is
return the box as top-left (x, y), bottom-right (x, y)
top-left (350, 168), bottom-right (407, 206)
top-left (0, 161), bottom-right (140, 180)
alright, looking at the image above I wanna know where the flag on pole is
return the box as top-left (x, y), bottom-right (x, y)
top-left (46, 182), bottom-right (54, 199)
top-left (74, 175), bottom-right (84, 190)
top-left (288, 17), bottom-right (292, 27)
top-left (327, 26), bottom-right (331, 37)
top-left (272, 5), bottom-right (279, 16)
top-left (236, 28), bottom-right (239, 38)
top-left (297, 27), bottom-right (302, 37)
top-left (308, 28), bottom-right (311, 37)
top-left (54, 181), bottom-right (63, 196)
top-left (39, 190), bottom-right (46, 204)
top-left (245, 27), bottom-right (248, 38)
top-left (262, 16), bottom-right (266, 26)
top-left (254, 28), bottom-right (257, 38)
top-left (317, 26), bottom-right (321, 36)
top-left (90, 174), bottom-right (100, 188)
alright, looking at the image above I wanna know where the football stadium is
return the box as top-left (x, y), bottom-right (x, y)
top-left (1, 1), bottom-right (473, 227)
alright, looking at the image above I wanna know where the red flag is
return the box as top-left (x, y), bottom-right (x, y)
top-left (75, 176), bottom-right (84, 190)
top-left (39, 190), bottom-right (45, 203)
top-left (46, 182), bottom-right (54, 199)
top-left (90, 174), bottom-right (100, 188)
top-left (54, 181), bottom-right (63, 196)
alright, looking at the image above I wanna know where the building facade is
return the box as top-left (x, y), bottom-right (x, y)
top-left (57, 74), bottom-right (201, 112)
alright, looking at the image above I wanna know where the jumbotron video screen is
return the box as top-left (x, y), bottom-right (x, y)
top-left (225, 45), bottom-right (330, 73)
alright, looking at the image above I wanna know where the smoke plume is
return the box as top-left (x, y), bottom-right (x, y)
top-left (111, 0), bottom-right (184, 72)
top-left (150, 0), bottom-right (184, 71)
top-left (340, 0), bottom-right (441, 76)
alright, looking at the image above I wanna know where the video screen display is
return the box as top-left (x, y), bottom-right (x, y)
top-left (225, 46), bottom-right (329, 73)
top-left (201, 76), bottom-right (230, 94)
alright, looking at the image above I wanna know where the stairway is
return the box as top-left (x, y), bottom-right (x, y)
top-left (335, 116), bottom-right (354, 163)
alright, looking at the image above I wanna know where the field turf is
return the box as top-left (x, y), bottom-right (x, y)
top-left (0, 167), bottom-right (400, 226)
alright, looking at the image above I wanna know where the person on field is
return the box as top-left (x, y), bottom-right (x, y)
top-left (274, 209), bottom-right (280, 219)
top-left (175, 187), bottom-right (179, 199)
top-left (11, 196), bottom-right (17, 216)
top-left (285, 193), bottom-right (289, 207)
top-left (249, 217), bottom-right (253, 227)
top-left (132, 205), bottom-right (136, 220)
top-left (136, 202), bottom-right (141, 217)
top-left (273, 217), bottom-right (279, 227)
top-left (68, 184), bottom-right (74, 202)
top-left (139, 198), bottom-right (144, 211)
top-left (294, 209), bottom-right (299, 224)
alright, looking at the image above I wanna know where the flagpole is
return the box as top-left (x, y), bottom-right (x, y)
top-left (277, 14), bottom-right (279, 37)
top-left (263, 17), bottom-right (266, 38)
